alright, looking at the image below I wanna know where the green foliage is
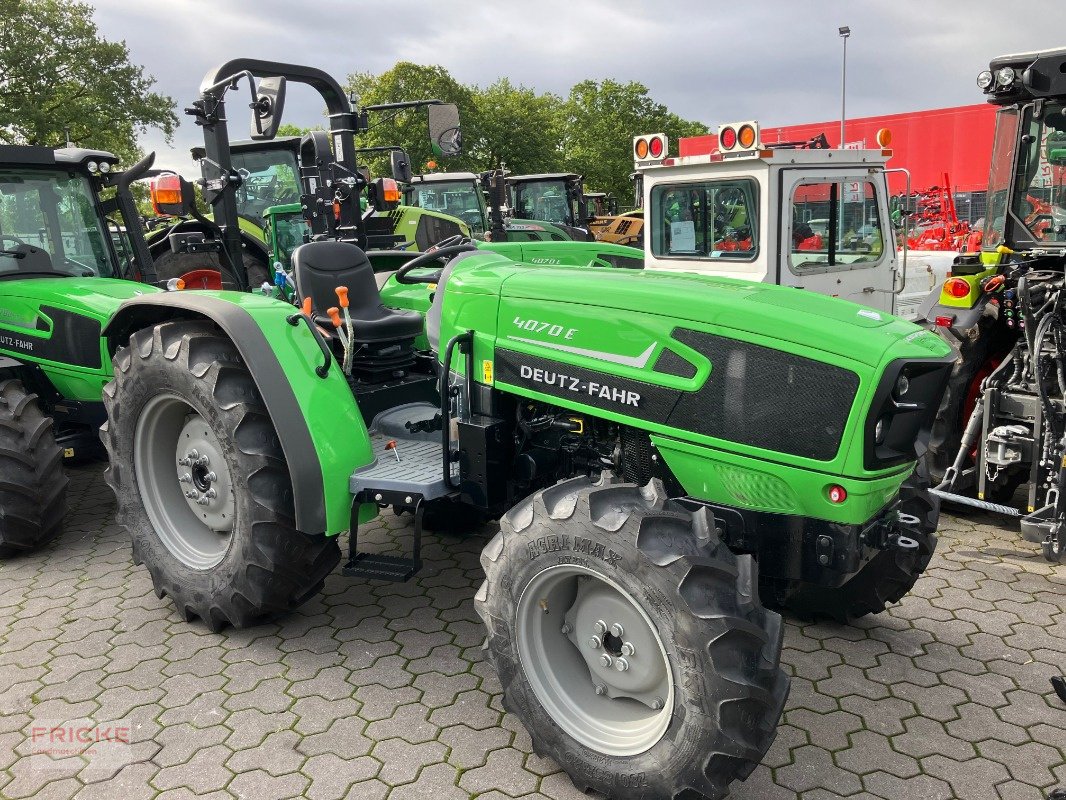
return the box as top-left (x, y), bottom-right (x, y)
top-left (0, 0), bottom-right (177, 163)
top-left (346, 63), bottom-right (478, 177)
top-left (561, 79), bottom-right (708, 201)
top-left (345, 64), bottom-right (706, 206)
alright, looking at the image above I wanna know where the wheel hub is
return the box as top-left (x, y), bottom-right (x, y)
top-left (174, 416), bottom-right (234, 533)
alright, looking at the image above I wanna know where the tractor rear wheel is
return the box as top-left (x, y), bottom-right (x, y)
top-left (0, 378), bottom-right (67, 557)
top-left (101, 320), bottom-right (339, 630)
top-left (475, 476), bottom-right (788, 800)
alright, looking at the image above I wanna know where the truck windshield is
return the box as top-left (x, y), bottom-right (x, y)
top-left (1000, 102), bottom-right (1066, 246)
top-left (513, 181), bottom-right (573, 226)
top-left (231, 148), bottom-right (301, 222)
top-left (0, 168), bottom-right (114, 278)
top-left (406, 180), bottom-right (486, 235)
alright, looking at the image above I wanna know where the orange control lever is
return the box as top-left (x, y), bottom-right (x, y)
top-left (327, 307), bottom-right (342, 328)
top-left (335, 286), bottom-right (349, 308)
top-left (302, 297), bottom-right (313, 317)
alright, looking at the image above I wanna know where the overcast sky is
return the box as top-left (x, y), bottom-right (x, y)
top-left (91, 0), bottom-right (1066, 173)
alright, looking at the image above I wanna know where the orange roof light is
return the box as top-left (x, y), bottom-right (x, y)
top-left (875, 128), bottom-right (892, 148)
top-left (381, 178), bottom-right (401, 204)
top-left (738, 124), bottom-right (757, 149)
top-left (634, 138), bottom-right (649, 159)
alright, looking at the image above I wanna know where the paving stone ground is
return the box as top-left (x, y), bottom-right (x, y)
top-left (1, 463), bottom-right (1064, 800)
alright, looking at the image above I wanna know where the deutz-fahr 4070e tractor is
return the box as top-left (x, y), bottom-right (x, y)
top-left (0, 143), bottom-right (156, 555)
top-left (927, 46), bottom-right (1066, 562)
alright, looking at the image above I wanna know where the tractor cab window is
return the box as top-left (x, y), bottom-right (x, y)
top-left (407, 181), bottom-right (486, 235)
top-left (513, 181), bottom-right (574, 226)
top-left (982, 107), bottom-right (1020, 248)
top-left (231, 148), bottom-right (301, 223)
top-left (1006, 101), bottom-right (1066, 244)
top-left (0, 168), bottom-right (114, 278)
top-left (789, 180), bottom-right (884, 271)
top-left (649, 179), bottom-right (758, 260)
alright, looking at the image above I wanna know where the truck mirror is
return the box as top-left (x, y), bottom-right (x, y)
top-left (391, 150), bottom-right (413, 184)
top-left (150, 173), bottom-right (196, 217)
top-left (250, 76), bottom-right (287, 140)
top-left (428, 103), bottom-right (462, 157)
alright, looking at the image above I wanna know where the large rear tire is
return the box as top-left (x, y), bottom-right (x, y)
top-left (475, 476), bottom-right (788, 800)
top-left (0, 378), bottom-right (67, 557)
top-left (101, 320), bottom-right (339, 630)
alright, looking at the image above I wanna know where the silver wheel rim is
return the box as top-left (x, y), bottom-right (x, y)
top-left (134, 394), bottom-right (234, 570)
top-left (516, 564), bottom-right (674, 756)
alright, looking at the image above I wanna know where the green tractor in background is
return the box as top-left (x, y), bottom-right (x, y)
top-left (0, 143), bottom-right (157, 554)
top-left (4, 58), bottom-right (954, 799)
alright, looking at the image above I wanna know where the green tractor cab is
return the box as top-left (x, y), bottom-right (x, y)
top-left (0, 143), bottom-right (158, 554)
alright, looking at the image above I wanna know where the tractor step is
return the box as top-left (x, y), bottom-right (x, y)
top-left (344, 492), bottom-right (425, 583)
top-left (343, 552), bottom-right (422, 582)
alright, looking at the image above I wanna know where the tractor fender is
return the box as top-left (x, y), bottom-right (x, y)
top-left (103, 292), bottom-right (372, 536)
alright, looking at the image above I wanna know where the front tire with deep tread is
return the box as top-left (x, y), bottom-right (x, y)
top-left (101, 320), bottom-right (340, 630)
top-left (475, 476), bottom-right (788, 800)
top-left (0, 378), bottom-right (67, 556)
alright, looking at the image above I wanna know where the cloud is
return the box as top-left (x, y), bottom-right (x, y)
top-left (88, 0), bottom-right (1066, 173)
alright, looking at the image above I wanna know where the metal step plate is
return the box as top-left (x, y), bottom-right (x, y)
top-left (349, 433), bottom-right (457, 501)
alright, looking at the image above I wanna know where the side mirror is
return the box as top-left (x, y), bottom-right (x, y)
top-left (391, 150), bottom-right (413, 184)
top-left (428, 103), bottom-right (462, 157)
top-left (250, 76), bottom-right (287, 140)
top-left (150, 173), bottom-right (196, 217)
top-left (371, 177), bottom-right (401, 211)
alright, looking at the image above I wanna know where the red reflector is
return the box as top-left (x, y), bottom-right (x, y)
top-left (661, 157), bottom-right (675, 166)
top-left (934, 315), bottom-right (954, 327)
top-left (944, 278), bottom-right (971, 298)
top-left (720, 127), bottom-right (737, 150)
top-left (649, 136), bottom-right (664, 158)
top-left (828, 485), bottom-right (847, 504)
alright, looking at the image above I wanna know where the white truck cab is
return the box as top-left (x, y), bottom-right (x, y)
top-left (634, 124), bottom-right (931, 319)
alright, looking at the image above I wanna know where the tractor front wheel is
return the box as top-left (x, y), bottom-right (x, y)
top-left (476, 476), bottom-right (788, 800)
top-left (0, 378), bottom-right (67, 556)
top-left (101, 320), bottom-right (339, 630)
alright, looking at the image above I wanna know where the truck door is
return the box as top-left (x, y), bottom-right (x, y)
top-left (778, 171), bottom-right (896, 313)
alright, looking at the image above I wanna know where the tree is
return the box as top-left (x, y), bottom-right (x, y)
top-left (561, 79), bottom-right (708, 200)
top-left (0, 0), bottom-right (177, 162)
top-left (345, 63), bottom-right (477, 177)
top-left (469, 79), bottom-right (564, 175)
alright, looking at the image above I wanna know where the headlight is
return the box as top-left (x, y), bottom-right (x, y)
top-left (874, 417), bottom-right (886, 445)
top-left (99, 161), bottom-right (111, 174)
top-left (996, 67), bottom-right (1015, 87)
top-left (895, 374), bottom-right (910, 397)
top-left (977, 70), bottom-right (994, 89)
top-left (86, 161), bottom-right (98, 174)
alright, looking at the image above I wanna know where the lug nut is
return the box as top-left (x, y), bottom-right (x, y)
top-left (621, 642), bottom-right (635, 656)
top-left (615, 658), bottom-right (629, 672)
top-left (595, 684), bottom-right (607, 696)
top-left (652, 697), bottom-right (665, 710)
top-left (560, 624), bottom-right (572, 635)
top-left (610, 622), bottom-right (624, 638)
top-left (196, 455), bottom-right (210, 467)
top-left (178, 457), bottom-right (191, 467)
top-left (599, 654), bottom-right (613, 668)
top-left (205, 489), bottom-right (217, 499)
top-left (196, 496), bottom-right (210, 506)
top-left (189, 449), bottom-right (199, 459)
top-left (594, 620), bottom-right (607, 635)
top-left (587, 636), bottom-right (601, 650)
top-left (205, 472), bottom-right (216, 482)
top-left (179, 473), bottom-right (192, 484)
top-left (184, 490), bottom-right (197, 499)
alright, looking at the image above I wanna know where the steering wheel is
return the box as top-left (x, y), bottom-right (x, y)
top-left (394, 242), bottom-right (478, 285)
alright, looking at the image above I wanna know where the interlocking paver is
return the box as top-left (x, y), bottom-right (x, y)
top-left (0, 462), bottom-right (1062, 800)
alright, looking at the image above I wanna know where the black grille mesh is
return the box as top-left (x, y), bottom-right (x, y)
top-left (667, 329), bottom-right (859, 461)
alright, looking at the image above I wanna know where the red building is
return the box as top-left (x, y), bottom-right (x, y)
top-left (680, 104), bottom-right (999, 198)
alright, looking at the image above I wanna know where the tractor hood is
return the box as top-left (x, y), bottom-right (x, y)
top-left (0, 277), bottom-right (159, 325)
top-left (496, 266), bottom-right (944, 368)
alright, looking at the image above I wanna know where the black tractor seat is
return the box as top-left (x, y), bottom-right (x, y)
top-left (292, 241), bottom-right (422, 382)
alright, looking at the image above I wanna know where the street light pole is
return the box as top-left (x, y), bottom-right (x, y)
top-left (839, 25), bottom-right (851, 150)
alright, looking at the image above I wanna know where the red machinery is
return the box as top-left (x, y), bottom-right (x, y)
top-left (906, 173), bottom-right (972, 251)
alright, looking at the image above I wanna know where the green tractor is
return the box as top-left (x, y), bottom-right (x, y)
top-left (0, 143), bottom-right (157, 554)
top-left (509, 172), bottom-right (595, 240)
top-left (4, 59), bottom-right (954, 799)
